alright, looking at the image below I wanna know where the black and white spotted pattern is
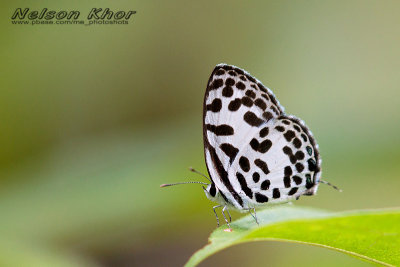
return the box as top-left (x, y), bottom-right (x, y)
top-left (203, 64), bottom-right (321, 210)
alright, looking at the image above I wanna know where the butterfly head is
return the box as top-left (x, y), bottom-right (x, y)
top-left (203, 183), bottom-right (237, 208)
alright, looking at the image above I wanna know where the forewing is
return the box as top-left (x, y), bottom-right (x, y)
top-left (203, 64), bottom-right (284, 208)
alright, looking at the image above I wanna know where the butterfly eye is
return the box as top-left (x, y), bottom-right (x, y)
top-left (209, 183), bottom-right (217, 197)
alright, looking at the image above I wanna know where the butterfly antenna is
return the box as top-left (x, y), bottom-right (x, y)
top-left (319, 180), bottom-right (343, 192)
top-left (189, 167), bottom-right (212, 183)
top-left (160, 181), bottom-right (209, 188)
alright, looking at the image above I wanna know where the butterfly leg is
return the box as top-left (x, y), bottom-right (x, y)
top-left (248, 208), bottom-right (259, 225)
top-left (225, 207), bottom-right (232, 223)
top-left (212, 205), bottom-right (222, 227)
top-left (221, 206), bottom-right (231, 228)
top-left (253, 208), bottom-right (259, 225)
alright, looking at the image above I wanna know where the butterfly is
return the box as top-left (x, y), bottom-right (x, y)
top-left (161, 64), bottom-right (340, 229)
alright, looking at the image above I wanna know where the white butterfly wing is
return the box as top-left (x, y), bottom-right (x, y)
top-left (227, 115), bottom-right (321, 208)
top-left (203, 64), bottom-right (286, 209)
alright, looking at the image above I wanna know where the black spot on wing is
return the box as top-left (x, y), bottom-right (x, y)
top-left (245, 90), bottom-right (256, 99)
top-left (241, 97), bottom-right (253, 107)
top-left (244, 111), bottom-right (264, 127)
top-left (215, 69), bottom-right (225, 76)
top-left (219, 143), bottom-right (239, 164)
top-left (254, 159), bottom-right (270, 174)
top-left (228, 98), bottom-right (241, 111)
top-left (225, 78), bottom-right (235, 86)
top-left (258, 139), bottom-right (272, 153)
top-left (259, 127), bottom-right (269, 138)
top-left (305, 174), bottom-right (313, 189)
top-left (283, 146), bottom-right (292, 155)
top-left (283, 176), bottom-right (291, 188)
top-left (206, 98), bottom-right (222, 112)
top-left (228, 70), bottom-right (237, 76)
top-left (211, 79), bottom-right (223, 89)
top-left (261, 179), bottom-right (270, 190)
top-left (293, 138), bottom-right (302, 148)
top-left (292, 175), bottom-right (302, 185)
top-left (295, 151), bottom-right (305, 160)
top-left (288, 187), bottom-right (298, 195)
top-left (239, 156), bottom-right (250, 172)
top-left (275, 126), bottom-right (285, 132)
top-left (250, 138), bottom-right (259, 151)
top-left (261, 93), bottom-right (270, 101)
top-left (250, 138), bottom-right (271, 153)
top-left (273, 188), bottom-right (281, 198)
top-left (206, 124), bottom-right (234, 136)
top-left (236, 172), bottom-right (253, 198)
top-left (308, 158), bottom-right (317, 171)
top-left (236, 81), bottom-right (246, 90)
top-left (295, 163), bottom-right (305, 173)
top-left (262, 112), bottom-right (273, 121)
top-left (252, 172), bottom-right (260, 183)
top-left (254, 98), bottom-right (266, 110)
top-left (222, 86), bottom-right (233, 97)
top-left (255, 193), bottom-right (268, 203)
top-left (284, 166), bottom-right (292, 176)
top-left (284, 130), bottom-right (295, 141)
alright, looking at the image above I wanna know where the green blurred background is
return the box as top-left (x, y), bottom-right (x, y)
top-left (1, 1), bottom-right (399, 266)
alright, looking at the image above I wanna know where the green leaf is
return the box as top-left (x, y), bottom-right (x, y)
top-left (186, 206), bottom-right (400, 267)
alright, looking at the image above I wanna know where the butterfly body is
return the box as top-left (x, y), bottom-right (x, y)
top-left (203, 64), bottom-right (321, 213)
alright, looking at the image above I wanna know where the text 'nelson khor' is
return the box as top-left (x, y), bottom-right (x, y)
top-left (12, 8), bottom-right (136, 20)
